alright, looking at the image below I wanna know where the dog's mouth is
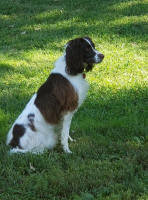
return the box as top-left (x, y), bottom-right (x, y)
top-left (86, 53), bottom-right (104, 64)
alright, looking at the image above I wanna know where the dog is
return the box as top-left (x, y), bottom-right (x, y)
top-left (6, 37), bottom-right (104, 154)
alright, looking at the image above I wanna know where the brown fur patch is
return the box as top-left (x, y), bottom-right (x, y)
top-left (35, 73), bottom-right (78, 124)
top-left (9, 124), bottom-right (25, 148)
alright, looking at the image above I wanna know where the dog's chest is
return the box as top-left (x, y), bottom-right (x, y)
top-left (69, 75), bottom-right (89, 107)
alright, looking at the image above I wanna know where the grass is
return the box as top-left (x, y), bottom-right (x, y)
top-left (0, 0), bottom-right (148, 199)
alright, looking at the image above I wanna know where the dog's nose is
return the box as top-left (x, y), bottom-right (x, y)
top-left (99, 54), bottom-right (104, 59)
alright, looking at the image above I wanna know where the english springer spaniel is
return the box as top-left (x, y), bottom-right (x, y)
top-left (6, 37), bottom-right (104, 154)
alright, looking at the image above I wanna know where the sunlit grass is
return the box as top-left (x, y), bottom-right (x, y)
top-left (0, 0), bottom-right (148, 199)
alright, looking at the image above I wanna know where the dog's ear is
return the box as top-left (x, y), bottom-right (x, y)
top-left (65, 39), bottom-right (84, 75)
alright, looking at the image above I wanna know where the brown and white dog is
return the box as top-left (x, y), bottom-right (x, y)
top-left (6, 37), bottom-right (104, 154)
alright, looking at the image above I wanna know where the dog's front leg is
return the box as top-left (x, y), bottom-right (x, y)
top-left (61, 113), bottom-right (73, 153)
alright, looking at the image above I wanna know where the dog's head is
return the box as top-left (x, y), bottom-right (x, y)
top-left (65, 37), bottom-right (104, 75)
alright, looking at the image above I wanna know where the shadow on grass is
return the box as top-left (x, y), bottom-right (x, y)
top-left (0, 0), bottom-right (147, 53)
top-left (1, 84), bottom-right (148, 199)
top-left (109, 1), bottom-right (148, 17)
top-left (74, 85), bottom-right (148, 142)
top-left (0, 78), bottom-right (147, 200)
top-left (0, 63), bottom-right (15, 78)
top-left (111, 22), bottom-right (148, 39)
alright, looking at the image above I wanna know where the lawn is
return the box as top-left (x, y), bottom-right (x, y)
top-left (0, 0), bottom-right (148, 199)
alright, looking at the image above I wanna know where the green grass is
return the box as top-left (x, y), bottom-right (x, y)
top-left (0, 0), bottom-right (148, 199)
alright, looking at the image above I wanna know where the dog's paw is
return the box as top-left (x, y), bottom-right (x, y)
top-left (69, 136), bottom-right (76, 142)
top-left (66, 150), bottom-right (72, 154)
top-left (63, 147), bottom-right (72, 154)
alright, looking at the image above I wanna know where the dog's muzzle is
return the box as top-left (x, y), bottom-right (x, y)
top-left (94, 53), bottom-right (104, 63)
